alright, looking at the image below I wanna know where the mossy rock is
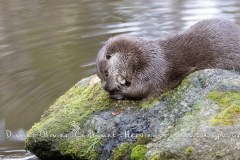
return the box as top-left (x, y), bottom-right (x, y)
top-left (148, 153), bottom-right (161, 160)
top-left (25, 75), bottom-right (115, 159)
top-left (25, 69), bottom-right (240, 160)
top-left (146, 70), bottom-right (240, 160)
top-left (112, 142), bottom-right (133, 160)
top-left (131, 145), bottom-right (147, 160)
top-left (208, 91), bottom-right (240, 126)
top-left (25, 75), bottom-right (161, 159)
top-left (184, 146), bottom-right (193, 156)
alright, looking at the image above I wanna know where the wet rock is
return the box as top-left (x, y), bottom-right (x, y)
top-left (25, 69), bottom-right (240, 160)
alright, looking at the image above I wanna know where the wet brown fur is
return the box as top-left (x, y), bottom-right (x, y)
top-left (96, 19), bottom-right (240, 99)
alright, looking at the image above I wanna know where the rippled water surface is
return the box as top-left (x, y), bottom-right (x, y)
top-left (0, 0), bottom-right (240, 158)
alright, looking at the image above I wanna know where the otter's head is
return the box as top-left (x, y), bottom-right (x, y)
top-left (96, 35), bottom-right (152, 100)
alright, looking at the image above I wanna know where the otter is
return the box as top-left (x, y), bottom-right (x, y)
top-left (96, 19), bottom-right (240, 100)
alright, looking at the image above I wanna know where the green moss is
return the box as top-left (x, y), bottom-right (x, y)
top-left (111, 134), bottom-right (151, 160)
top-left (211, 104), bottom-right (240, 126)
top-left (26, 81), bottom-right (114, 136)
top-left (26, 76), bottom-right (116, 159)
top-left (139, 97), bottom-right (160, 109)
top-left (208, 91), bottom-right (240, 126)
top-left (131, 145), bottom-right (147, 160)
top-left (25, 75), bottom-right (166, 159)
top-left (148, 153), bottom-right (161, 160)
top-left (208, 91), bottom-right (240, 106)
top-left (184, 146), bottom-right (193, 156)
top-left (136, 134), bottom-right (152, 145)
top-left (58, 136), bottom-right (102, 159)
top-left (112, 142), bottom-right (133, 160)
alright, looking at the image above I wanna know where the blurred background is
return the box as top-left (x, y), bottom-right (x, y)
top-left (0, 0), bottom-right (240, 159)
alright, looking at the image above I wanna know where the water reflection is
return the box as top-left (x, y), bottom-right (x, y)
top-left (0, 0), bottom-right (240, 158)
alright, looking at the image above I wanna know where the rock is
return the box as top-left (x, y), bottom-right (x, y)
top-left (25, 69), bottom-right (240, 160)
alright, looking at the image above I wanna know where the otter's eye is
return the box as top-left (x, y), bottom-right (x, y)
top-left (106, 54), bottom-right (111, 59)
top-left (104, 70), bottom-right (108, 77)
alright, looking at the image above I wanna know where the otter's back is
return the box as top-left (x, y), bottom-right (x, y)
top-left (165, 19), bottom-right (240, 71)
top-left (189, 19), bottom-right (240, 69)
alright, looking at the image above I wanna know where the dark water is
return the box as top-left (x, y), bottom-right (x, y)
top-left (0, 0), bottom-right (240, 158)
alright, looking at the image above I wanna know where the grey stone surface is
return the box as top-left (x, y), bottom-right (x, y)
top-left (26, 69), bottom-right (240, 160)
